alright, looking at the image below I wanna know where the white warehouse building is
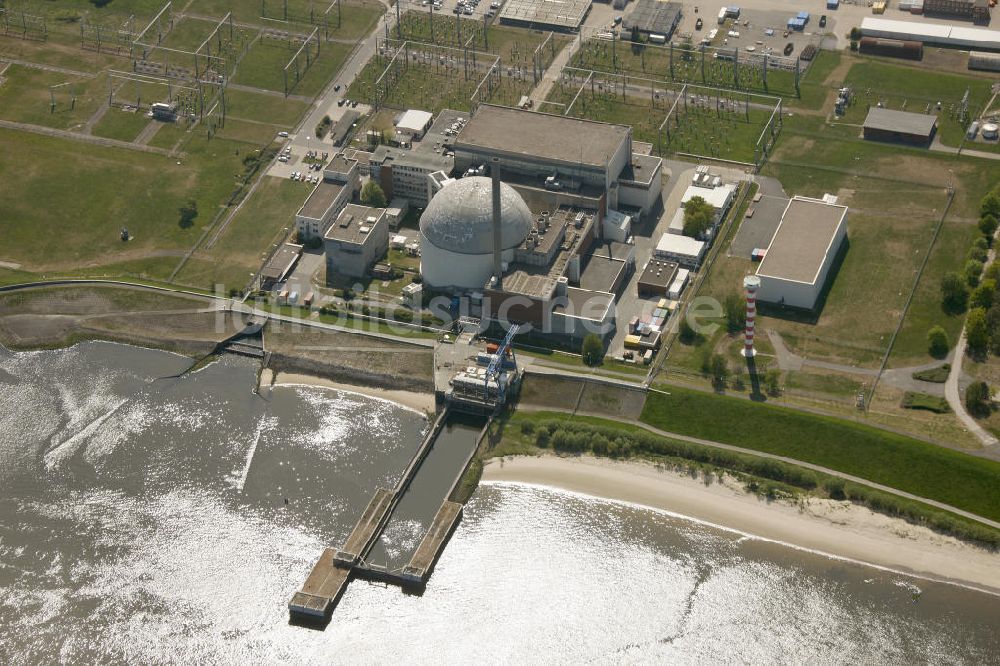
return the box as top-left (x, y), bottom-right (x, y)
top-left (419, 176), bottom-right (534, 290)
top-left (755, 196), bottom-right (849, 310)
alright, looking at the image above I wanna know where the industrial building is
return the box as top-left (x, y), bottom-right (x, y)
top-left (418, 169), bottom-right (622, 340)
top-left (755, 196), bottom-right (849, 310)
top-left (863, 107), bottom-right (938, 145)
top-left (497, 0), bottom-right (591, 32)
top-left (622, 0), bottom-right (682, 40)
top-left (369, 109), bottom-right (463, 207)
top-left (419, 177), bottom-right (534, 291)
top-left (454, 105), bottom-right (662, 217)
top-left (296, 154), bottom-right (358, 242)
top-left (260, 243), bottom-right (303, 288)
top-left (637, 258), bottom-right (680, 297)
top-left (395, 109), bottom-right (434, 141)
top-left (860, 17), bottom-right (1000, 50)
top-left (324, 204), bottom-right (389, 280)
top-left (654, 233), bottom-right (706, 268)
top-left (924, 0), bottom-right (990, 24)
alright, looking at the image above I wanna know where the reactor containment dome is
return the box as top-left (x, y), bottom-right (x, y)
top-left (419, 176), bottom-right (533, 290)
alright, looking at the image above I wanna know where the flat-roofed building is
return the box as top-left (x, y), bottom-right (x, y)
top-left (324, 204), bottom-right (389, 280)
top-left (455, 105), bottom-right (663, 216)
top-left (296, 180), bottom-right (352, 242)
top-left (637, 258), bottom-right (679, 297)
top-left (260, 243), bottom-right (303, 288)
top-left (622, 0), bottom-right (682, 39)
top-left (370, 146), bottom-right (454, 207)
top-left (863, 107), bottom-right (938, 146)
top-left (755, 196), bottom-right (849, 310)
top-left (455, 104), bottom-right (632, 195)
top-left (395, 109), bottom-right (434, 140)
top-left (654, 233), bottom-right (706, 268)
top-left (498, 0), bottom-right (591, 32)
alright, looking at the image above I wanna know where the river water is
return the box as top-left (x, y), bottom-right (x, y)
top-left (0, 341), bottom-right (997, 664)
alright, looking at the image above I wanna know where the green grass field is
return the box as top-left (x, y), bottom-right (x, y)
top-left (233, 39), bottom-right (353, 97)
top-left (175, 177), bottom-right (305, 290)
top-left (641, 386), bottom-right (1000, 521)
top-left (0, 66), bottom-right (105, 131)
top-left (91, 108), bottom-right (153, 142)
top-left (160, 16), bottom-right (220, 52)
top-left (189, 0), bottom-right (384, 41)
top-left (223, 88), bottom-right (311, 127)
top-left (0, 127), bottom-right (246, 279)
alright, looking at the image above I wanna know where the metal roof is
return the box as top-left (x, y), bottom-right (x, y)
top-left (756, 196), bottom-right (847, 284)
top-left (497, 0), bottom-right (590, 30)
top-left (456, 104), bottom-right (630, 170)
top-left (622, 0), bottom-right (682, 35)
top-left (863, 107), bottom-right (938, 137)
top-left (419, 177), bottom-right (533, 254)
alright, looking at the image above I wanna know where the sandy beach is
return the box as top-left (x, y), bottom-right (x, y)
top-left (262, 369), bottom-right (437, 413)
top-left (482, 454), bottom-right (1000, 595)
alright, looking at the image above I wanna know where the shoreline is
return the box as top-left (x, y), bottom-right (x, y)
top-left (263, 368), bottom-right (437, 414)
top-left (481, 454), bottom-right (1000, 596)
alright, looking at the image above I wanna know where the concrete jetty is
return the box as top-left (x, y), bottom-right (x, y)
top-left (402, 501), bottom-right (463, 584)
top-left (288, 549), bottom-right (350, 619)
top-left (334, 488), bottom-right (395, 566)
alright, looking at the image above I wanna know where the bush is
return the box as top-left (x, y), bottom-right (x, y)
top-left (964, 259), bottom-right (983, 288)
top-left (979, 214), bottom-right (998, 239)
top-left (926, 325), bottom-right (949, 358)
top-left (981, 191), bottom-right (1000, 219)
top-left (679, 317), bottom-right (697, 344)
top-left (940, 271), bottom-right (968, 314)
top-left (764, 367), bottom-right (782, 396)
top-left (682, 196), bottom-right (714, 237)
top-left (581, 333), bottom-right (605, 367)
top-left (966, 380), bottom-right (992, 418)
top-left (709, 353), bottom-right (729, 389)
top-left (966, 307), bottom-right (990, 358)
top-left (970, 279), bottom-right (996, 310)
top-left (968, 245), bottom-right (989, 264)
top-left (723, 293), bottom-right (745, 334)
top-left (361, 181), bottom-right (387, 207)
top-left (178, 199), bottom-right (198, 229)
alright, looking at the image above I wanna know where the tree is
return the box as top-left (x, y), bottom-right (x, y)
top-left (682, 196), bottom-right (715, 238)
top-left (979, 214), bottom-right (998, 239)
top-left (966, 307), bottom-right (990, 358)
top-left (581, 333), bottom-right (605, 366)
top-left (981, 191), bottom-right (1000, 219)
top-left (764, 367), bottom-right (781, 396)
top-left (963, 259), bottom-right (983, 288)
top-left (927, 325), bottom-right (949, 358)
top-left (178, 199), bottom-right (198, 228)
top-left (360, 180), bottom-right (387, 207)
top-left (971, 279), bottom-right (996, 311)
top-left (965, 380), bottom-right (992, 418)
top-left (968, 244), bottom-right (988, 264)
top-left (941, 271), bottom-right (969, 314)
top-left (723, 293), bottom-right (745, 334)
top-left (709, 353), bottom-right (729, 389)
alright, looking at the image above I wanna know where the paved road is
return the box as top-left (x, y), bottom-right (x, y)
top-left (945, 326), bottom-right (1000, 447)
top-left (524, 400), bottom-right (1000, 531)
top-left (0, 119), bottom-right (177, 156)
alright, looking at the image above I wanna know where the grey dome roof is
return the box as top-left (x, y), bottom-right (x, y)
top-left (419, 177), bottom-right (533, 254)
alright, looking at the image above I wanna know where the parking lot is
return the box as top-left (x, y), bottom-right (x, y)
top-left (676, 6), bottom-right (830, 59)
top-left (401, 0), bottom-right (502, 23)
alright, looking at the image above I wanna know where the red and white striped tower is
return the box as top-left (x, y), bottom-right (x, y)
top-left (742, 275), bottom-right (761, 358)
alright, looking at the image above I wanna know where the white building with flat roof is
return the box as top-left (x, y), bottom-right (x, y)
top-left (654, 233), bottom-right (706, 268)
top-left (755, 196), bottom-right (849, 310)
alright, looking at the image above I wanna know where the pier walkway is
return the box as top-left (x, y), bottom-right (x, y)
top-left (289, 409), bottom-right (487, 623)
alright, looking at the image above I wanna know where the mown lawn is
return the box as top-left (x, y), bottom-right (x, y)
top-left (91, 108), bottom-right (153, 142)
top-left (0, 127), bottom-right (247, 278)
top-left (640, 386), bottom-right (1000, 522)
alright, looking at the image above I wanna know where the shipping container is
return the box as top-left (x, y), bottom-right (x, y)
top-left (303, 291), bottom-right (314, 307)
top-left (718, 7), bottom-right (727, 24)
top-left (624, 335), bottom-right (643, 349)
top-left (643, 350), bottom-right (654, 365)
top-left (649, 33), bottom-right (667, 44)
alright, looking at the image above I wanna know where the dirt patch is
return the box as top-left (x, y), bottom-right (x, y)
top-left (519, 373), bottom-right (647, 420)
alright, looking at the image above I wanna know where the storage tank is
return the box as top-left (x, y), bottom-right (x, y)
top-left (969, 51), bottom-right (1000, 72)
top-left (983, 123), bottom-right (999, 140)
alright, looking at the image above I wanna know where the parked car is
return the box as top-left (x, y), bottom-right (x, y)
top-left (819, 14), bottom-right (827, 27)
top-left (784, 42), bottom-right (794, 56)
top-left (334, 84), bottom-right (341, 91)
top-left (337, 98), bottom-right (345, 106)
top-left (695, 17), bottom-right (703, 30)
top-left (278, 130), bottom-right (289, 137)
